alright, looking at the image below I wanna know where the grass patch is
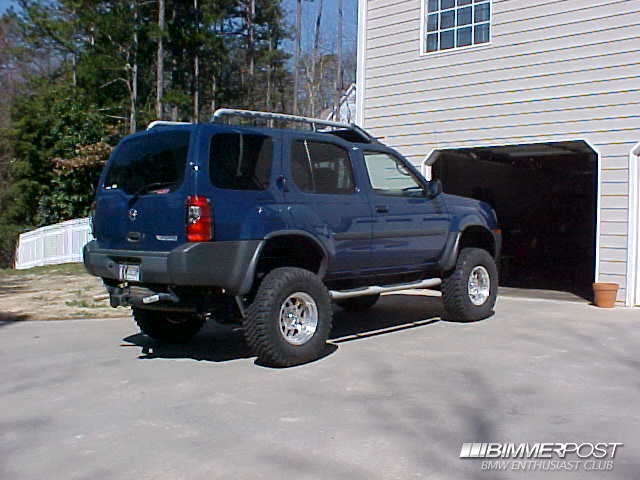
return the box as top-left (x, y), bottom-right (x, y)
top-left (65, 299), bottom-right (106, 309)
top-left (70, 311), bottom-right (100, 318)
top-left (0, 262), bottom-right (87, 278)
top-left (0, 261), bottom-right (124, 320)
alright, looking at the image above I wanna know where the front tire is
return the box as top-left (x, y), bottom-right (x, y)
top-left (243, 267), bottom-right (333, 367)
top-left (442, 247), bottom-right (498, 321)
top-left (133, 308), bottom-right (205, 343)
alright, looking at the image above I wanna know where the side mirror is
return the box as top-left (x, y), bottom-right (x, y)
top-left (425, 179), bottom-right (443, 198)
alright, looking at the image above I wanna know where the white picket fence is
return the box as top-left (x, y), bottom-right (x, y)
top-left (14, 218), bottom-right (93, 270)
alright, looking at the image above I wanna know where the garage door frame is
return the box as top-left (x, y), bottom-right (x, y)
top-left (629, 142), bottom-right (640, 306)
top-left (421, 137), bottom-right (605, 292)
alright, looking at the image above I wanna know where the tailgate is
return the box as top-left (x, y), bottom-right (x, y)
top-left (94, 129), bottom-right (194, 251)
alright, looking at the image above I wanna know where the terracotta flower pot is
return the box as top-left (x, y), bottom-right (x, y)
top-left (592, 283), bottom-right (619, 308)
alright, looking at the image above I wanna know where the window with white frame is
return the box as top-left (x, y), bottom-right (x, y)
top-left (424, 0), bottom-right (491, 53)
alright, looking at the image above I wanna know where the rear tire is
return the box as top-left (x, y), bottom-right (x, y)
top-left (336, 294), bottom-right (380, 312)
top-left (133, 308), bottom-right (205, 343)
top-left (442, 247), bottom-right (498, 321)
top-left (243, 267), bottom-right (332, 367)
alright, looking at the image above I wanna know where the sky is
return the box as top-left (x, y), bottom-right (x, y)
top-left (0, 0), bottom-right (14, 14)
top-left (283, 0), bottom-right (358, 52)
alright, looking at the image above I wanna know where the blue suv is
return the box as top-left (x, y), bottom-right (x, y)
top-left (84, 109), bottom-right (501, 366)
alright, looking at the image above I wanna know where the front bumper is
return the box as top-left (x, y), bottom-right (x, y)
top-left (83, 240), bottom-right (263, 295)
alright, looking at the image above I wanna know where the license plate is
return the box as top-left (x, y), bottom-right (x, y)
top-left (118, 264), bottom-right (140, 282)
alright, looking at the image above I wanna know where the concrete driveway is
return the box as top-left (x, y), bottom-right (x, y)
top-left (1, 294), bottom-right (638, 479)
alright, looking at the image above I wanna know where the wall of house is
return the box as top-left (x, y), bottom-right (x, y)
top-left (359, 0), bottom-right (640, 303)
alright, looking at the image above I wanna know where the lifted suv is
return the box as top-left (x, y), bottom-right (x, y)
top-left (84, 109), bottom-right (501, 366)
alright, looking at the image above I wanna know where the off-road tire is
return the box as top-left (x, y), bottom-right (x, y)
top-left (133, 308), bottom-right (205, 343)
top-left (442, 247), bottom-right (498, 322)
top-left (243, 267), bottom-right (332, 367)
top-left (336, 294), bottom-right (380, 312)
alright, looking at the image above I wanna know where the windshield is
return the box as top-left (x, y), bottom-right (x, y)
top-left (104, 131), bottom-right (191, 195)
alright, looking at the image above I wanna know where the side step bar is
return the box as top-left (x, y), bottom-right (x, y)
top-left (329, 278), bottom-right (441, 300)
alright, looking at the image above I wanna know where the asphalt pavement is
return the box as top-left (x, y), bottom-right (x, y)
top-left (1, 294), bottom-right (639, 479)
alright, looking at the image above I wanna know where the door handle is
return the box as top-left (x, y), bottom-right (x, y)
top-left (127, 232), bottom-right (142, 242)
top-left (375, 205), bottom-right (389, 213)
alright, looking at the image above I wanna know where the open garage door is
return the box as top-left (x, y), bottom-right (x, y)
top-left (432, 141), bottom-right (597, 299)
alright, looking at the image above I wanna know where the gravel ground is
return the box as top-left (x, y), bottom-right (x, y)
top-left (0, 263), bottom-right (121, 321)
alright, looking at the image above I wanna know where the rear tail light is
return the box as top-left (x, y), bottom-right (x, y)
top-left (186, 195), bottom-right (212, 242)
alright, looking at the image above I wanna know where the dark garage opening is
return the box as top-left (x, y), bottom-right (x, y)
top-left (432, 141), bottom-right (597, 299)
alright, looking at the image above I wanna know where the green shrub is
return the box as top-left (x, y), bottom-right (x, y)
top-left (0, 223), bottom-right (23, 269)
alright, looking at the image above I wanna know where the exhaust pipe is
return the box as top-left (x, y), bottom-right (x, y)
top-left (108, 286), bottom-right (180, 308)
top-left (330, 278), bottom-right (441, 300)
top-left (142, 292), bottom-right (179, 305)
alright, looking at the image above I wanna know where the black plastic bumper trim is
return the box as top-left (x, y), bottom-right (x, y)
top-left (83, 239), bottom-right (263, 294)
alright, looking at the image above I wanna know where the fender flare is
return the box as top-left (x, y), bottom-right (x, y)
top-left (237, 230), bottom-right (330, 295)
top-left (439, 222), bottom-right (498, 273)
top-left (439, 232), bottom-right (461, 274)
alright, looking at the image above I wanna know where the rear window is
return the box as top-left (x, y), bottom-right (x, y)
top-left (209, 133), bottom-right (273, 190)
top-left (104, 131), bottom-right (191, 195)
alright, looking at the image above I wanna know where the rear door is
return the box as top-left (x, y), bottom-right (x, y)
top-left (361, 149), bottom-right (449, 268)
top-left (284, 135), bottom-right (373, 273)
top-left (204, 127), bottom-right (282, 241)
top-left (94, 128), bottom-right (195, 251)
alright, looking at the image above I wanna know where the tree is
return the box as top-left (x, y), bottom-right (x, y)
top-left (293, 0), bottom-right (301, 114)
top-left (335, 0), bottom-right (343, 118)
top-left (75, 0), bottom-right (151, 134)
top-left (1, 82), bottom-right (108, 226)
top-left (0, 15), bottom-right (18, 183)
top-left (156, 0), bottom-right (165, 119)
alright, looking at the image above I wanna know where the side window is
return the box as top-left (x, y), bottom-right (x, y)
top-left (363, 151), bottom-right (424, 196)
top-left (291, 139), bottom-right (355, 195)
top-left (209, 133), bottom-right (273, 190)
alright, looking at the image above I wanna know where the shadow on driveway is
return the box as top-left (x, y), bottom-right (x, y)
top-left (122, 294), bottom-right (463, 365)
top-left (0, 312), bottom-right (30, 326)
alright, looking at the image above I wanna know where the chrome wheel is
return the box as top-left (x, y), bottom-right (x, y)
top-left (279, 292), bottom-right (319, 346)
top-left (468, 266), bottom-right (490, 306)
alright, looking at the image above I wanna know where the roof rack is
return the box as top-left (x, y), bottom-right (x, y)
top-left (211, 108), bottom-right (375, 143)
top-left (146, 109), bottom-right (376, 143)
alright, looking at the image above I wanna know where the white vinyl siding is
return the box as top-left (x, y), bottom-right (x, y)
top-left (361, 0), bottom-right (640, 303)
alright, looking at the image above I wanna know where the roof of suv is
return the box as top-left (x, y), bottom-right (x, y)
top-left (146, 109), bottom-right (379, 145)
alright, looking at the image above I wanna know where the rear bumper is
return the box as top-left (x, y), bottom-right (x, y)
top-left (83, 240), bottom-right (263, 295)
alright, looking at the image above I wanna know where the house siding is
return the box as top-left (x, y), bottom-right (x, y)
top-left (360, 0), bottom-right (640, 303)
